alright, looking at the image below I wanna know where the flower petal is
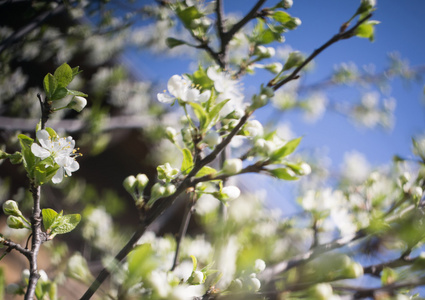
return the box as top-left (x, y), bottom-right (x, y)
top-left (52, 167), bottom-right (64, 184)
top-left (31, 143), bottom-right (51, 159)
top-left (157, 93), bottom-right (175, 103)
top-left (198, 90), bottom-right (211, 103)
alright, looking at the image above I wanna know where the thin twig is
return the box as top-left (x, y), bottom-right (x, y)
top-left (271, 13), bottom-right (373, 91)
top-left (170, 193), bottom-right (197, 271)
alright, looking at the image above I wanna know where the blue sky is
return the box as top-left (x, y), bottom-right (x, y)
top-left (128, 0), bottom-right (425, 170)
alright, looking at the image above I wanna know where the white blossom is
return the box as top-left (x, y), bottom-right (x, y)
top-left (207, 66), bottom-right (244, 116)
top-left (31, 130), bottom-right (80, 184)
top-left (157, 75), bottom-right (210, 104)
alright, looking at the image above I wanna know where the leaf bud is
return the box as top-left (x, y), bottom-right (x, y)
top-left (67, 96), bottom-right (87, 112)
top-left (3, 200), bottom-right (21, 217)
top-left (9, 151), bottom-right (23, 164)
top-left (222, 158), bottom-right (243, 175)
top-left (123, 175), bottom-right (137, 195)
top-left (7, 216), bottom-right (27, 229)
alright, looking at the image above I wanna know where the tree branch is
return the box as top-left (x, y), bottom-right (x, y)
top-left (271, 13), bottom-right (373, 91)
top-left (260, 230), bottom-right (366, 283)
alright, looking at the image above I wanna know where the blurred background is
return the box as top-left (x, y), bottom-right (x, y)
top-left (0, 0), bottom-right (424, 297)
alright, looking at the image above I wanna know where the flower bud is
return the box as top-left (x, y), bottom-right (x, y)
top-left (164, 183), bottom-right (176, 196)
top-left (190, 270), bottom-right (204, 284)
top-left (221, 186), bottom-right (241, 201)
top-left (342, 262), bottom-right (364, 279)
top-left (147, 183), bottom-right (166, 207)
top-left (261, 86), bottom-right (275, 98)
top-left (39, 270), bottom-right (49, 283)
top-left (309, 283), bottom-right (333, 300)
top-left (204, 131), bottom-right (222, 148)
top-left (6, 216), bottom-right (27, 229)
top-left (222, 158), bottom-right (243, 175)
top-left (254, 45), bottom-right (275, 59)
top-left (255, 139), bottom-right (276, 155)
top-left (246, 274), bottom-right (261, 291)
top-left (264, 62), bottom-right (283, 74)
top-left (299, 163), bottom-right (312, 176)
top-left (254, 259), bottom-right (266, 273)
top-left (283, 51), bottom-right (304, 70)
top-left (251, 94), bottom-right (269, 109)
top-left (282, 0), bottom-right (293, 9)
top-left (245, 120), bottom-right (264, 138)
top-left (229, 278), bottom-right (243, 291)
top-left (67, 96), bottom-right (87, 112)
top-left (6, 283), bottom-right (21, 295)
top-left (136, 174), bottom-right (149, 191)
top-left (67, 253), bottom-right (93, 283)
top-left (123, 175), bottom-right (137, 195)
top-left (3, 200), bottom-right (21, 217)
top-left (165, 127), bottom-right (178, 143)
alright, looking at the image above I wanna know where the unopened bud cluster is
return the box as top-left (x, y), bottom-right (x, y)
top-left (3, 200), bottom-right (30, 230)
top-left (123, 174), bottom-right (150, 206)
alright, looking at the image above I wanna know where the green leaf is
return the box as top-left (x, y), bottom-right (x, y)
top-left (126, 244), bottom-right (158, 288)
top-left (71, 66), bottom-right (82, 79)
top-left (208, 99), bottom-right (230, 125)
top-left (67, 89), bottom-right (88, 97)
top-left (18, 134), bottom-right (35, 176)
top-left (166, 37), bottom-right (187, 48)
top-left (45, 127), bottom-right (58, 139)
top-left (190, 255), bottom-right (198, 272)
top-left (42, 208), bottom-right (58, 231)
top-left (50, 87), bottom-right (68, 101)
top-left (51, 214), bottom-right (81, 235)
top-left (43, 73), bottom-right (57, 99)
top-left (177, 6), bottom-right (203, 29)
top-left (191, 66), bottom-right (214, 90)
top-left (188, 102), bottom-right (209, 131)
top-left (272, 11), bottom-right (292, 24)
top-left (381, 267), bottom-right (397, 285)
top-left (195, 166), bottom-right (217, 178)
top-left (34, 163), bottom-right (60, 186)
top-left (181, 148), bottom-right (194, 175)
top-left (355, 21), bottom-right (380, 42)
top-left (53, 63), bottom-right (73, 88)
top-left (270, 137), bottom-right (302, 161)
top-left (269, 168), bottom-right (299, 180)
